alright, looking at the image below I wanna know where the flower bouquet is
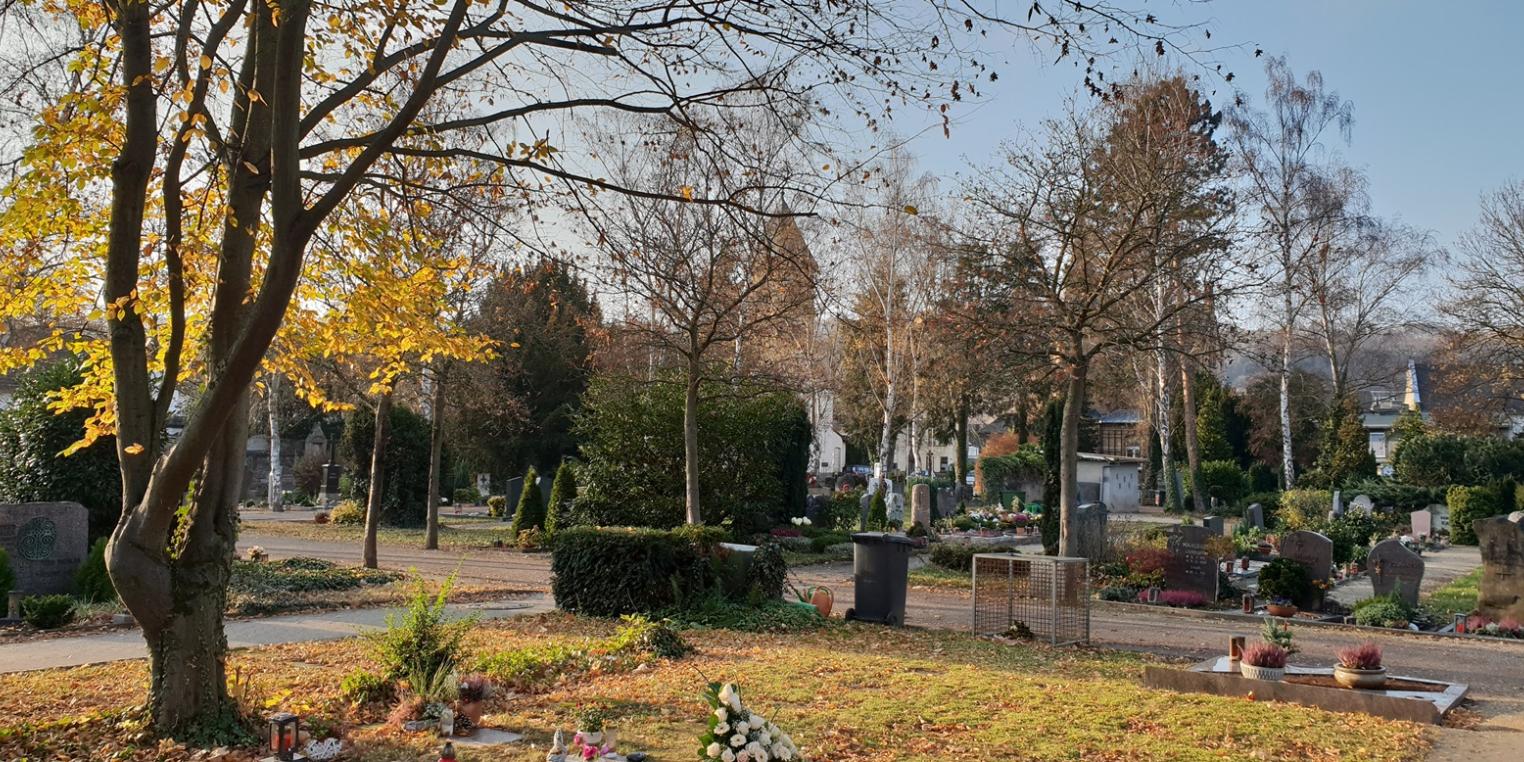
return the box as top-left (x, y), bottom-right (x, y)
top-left (699, 682), bottom-right (800, 762)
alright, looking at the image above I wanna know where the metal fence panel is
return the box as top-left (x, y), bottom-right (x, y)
top-left (971, 553), bottom-right (1089, 645)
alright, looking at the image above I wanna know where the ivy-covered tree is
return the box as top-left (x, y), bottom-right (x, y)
top-left (338, 404), bottom-right (434, 528)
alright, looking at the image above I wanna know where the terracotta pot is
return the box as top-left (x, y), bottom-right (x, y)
top-left (1334, 666), bottom-right (1387, 690)
top-left (1239, 662), bottom-right (1285, 682)
top-left (1266, 603), bottom-right (1299, 618)
top-left (809, 587), bottom-right (834, 618)
top-left (458, 700), bottom-right (485, 727)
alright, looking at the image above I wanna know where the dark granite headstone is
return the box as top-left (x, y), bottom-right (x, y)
top-left (1246, 503), bottom-right (1265, 530)
top-left (1368, 538), bottom-right (1424, 607)
top-left (1165, 525), bottom-right (1219, 599)
top-left (1279, 530), bottom-right (1333, 610)
top-left (0, 502), bottom-right (88, 595)
top-left (1202, 516), bottom-right (1225, 535)
top-left (504, 476), bottom-right (524, 517)
top-left (935, 488), bottom-right (957, 518)
top-left (1072, 502), bottom-right (1108, 561)
top-left (1476, 513), bottom-right (1524, 622)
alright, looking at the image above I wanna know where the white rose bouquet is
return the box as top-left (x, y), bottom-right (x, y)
top-left (697, 682), bottom-right (800, 762)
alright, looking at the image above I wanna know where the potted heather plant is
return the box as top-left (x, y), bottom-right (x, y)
top-left (1333, 642), bottom-right (1386, 689)
top-left (456, 673), bottom-right (493, 727)
top-left (1239, 642), bottom-right (1288, 681)
top-left (574, 705), bottom-right (609, 747)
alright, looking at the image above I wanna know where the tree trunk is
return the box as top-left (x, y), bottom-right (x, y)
top-left (1155, 347), bottom-right (1180, 512)
top-left (954, 394), bottom-right (969, 483)
top-left (363, 391), bottom-right (393, 568)
top-left (1057, 353), bottom-right (1088, 557)
top-left (1279, 294), bottom-right (1297, 489)
top-left (683, 361), bottom-right (702, 525)
top-left (267, 374), bottom-right (283, 511)
top-left (1180, 361), bottom-right (1206, 512)
top-left (425, 363), bottom-right (447, 550)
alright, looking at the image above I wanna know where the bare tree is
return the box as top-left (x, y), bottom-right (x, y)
top-left (1444, 181), bottom-right (1524, 406)
top-left (1226, 57), bottom-right (1353, 488)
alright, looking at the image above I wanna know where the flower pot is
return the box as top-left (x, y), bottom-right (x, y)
top-left (809, 586), bottom-right (834, 618)
top-left (576, 730), bottom-right (603, 747)
top-left (1240, 558), bottom-right (1251, 571)
top-left (458, 700), bottom-right (485, 727)
top-left (1239, 662), bottom-right (1285, 682)
top-left (1333, 665), bottom-right (1387, 690)
top-left (1266, 603), bottom-right (1298, 618)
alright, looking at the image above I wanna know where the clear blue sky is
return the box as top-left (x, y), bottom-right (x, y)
top-left (898, 0), bottom-right (1524, 249)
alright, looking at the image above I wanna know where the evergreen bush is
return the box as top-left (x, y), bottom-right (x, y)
top-left (509, 466), bottom-right (546, 536)
top-left (545, 461), bottom-right (577, 535)
top-left (21, 595), bottom-right (75, 630)
top-left (73, 537), bottom-right (116, 603)
top-left (550, 525), bottom-right (728, 616)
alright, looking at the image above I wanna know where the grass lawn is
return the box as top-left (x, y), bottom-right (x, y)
top-left (242, 515), bottom-right (517, 550)
top-left (1423, 567), bottom-right (1483, 619)
top-left (0, 614), bottom-right (1429, 761)
top-left (907, 564), bottom-right (972, 590)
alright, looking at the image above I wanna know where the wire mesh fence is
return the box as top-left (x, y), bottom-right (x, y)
top-left (971, 553), bottom-right (1089, 645)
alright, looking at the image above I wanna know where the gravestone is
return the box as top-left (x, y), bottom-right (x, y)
top-left (475, 473), bottom-right (492, 501)
top-left (538, 474), bottom-right (553, 504)
top-left (886, 493), bottom-right (906, 526)
top-left (1430, 503), bottom-right (1452, 533)
top-left (0, 502), bottom-right (88, 595)
top-left (1410, 508), bottom-right (1433, 540)
top-left (1476, 513), bottom-right (1524, 622)
top-left (1164, 525), bottom-right (1219, 599)
top-left (1368, 538), bottom-right (1425, 607)
top-left (504, 476), bottom-right (524, 516)
top-left (935, 488), bottom-right (957, 518)
top-left (910, 484), bottom-right (932, 531)
top-left (1278, 530), bottom-right (1333, 610)
top-left (1071, 502), bottom-right (1108, 561)
top-left (1202, 515), bottom-right (1225, 535)
top-left (858, 491), bottom-right (874, 529)
top-left (1350, 494), bottom-right (1374, 515)
top-left (1245, 503), bottom-right (1265, 530)
top-left (805, 495), bottom-right (828, 525)
top-left (320, 462), bottom-right (343, 506)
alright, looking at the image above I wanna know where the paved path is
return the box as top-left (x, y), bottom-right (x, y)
top-left (0, 596), bottom-right (550, 674)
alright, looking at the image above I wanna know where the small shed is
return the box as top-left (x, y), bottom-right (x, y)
top-left (1076, 452), bottom-right (1141, 512)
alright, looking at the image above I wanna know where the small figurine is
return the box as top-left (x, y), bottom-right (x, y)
top-left (546, 729), bottom-right (568, 762)
top-left (439, 741), bottom-right (457, 761)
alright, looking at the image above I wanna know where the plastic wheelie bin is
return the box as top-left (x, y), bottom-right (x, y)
top-left (844, 532), bottom-right (914, 625)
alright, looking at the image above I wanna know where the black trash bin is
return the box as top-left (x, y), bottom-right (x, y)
top-left (845, 532), bottom-right (915, 625)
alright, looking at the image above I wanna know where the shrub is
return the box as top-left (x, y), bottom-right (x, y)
top-left (1157, 590), bottom-right (1207, 608)
top-left (1337, 642), bottom-right (1383, 670)
top-left (366, 575), bottom-right (472, 686)
top-left (807, 532), bottom-right (850, 553)
top-left (1189, 460), bottom-right (1249, 506)
top-left (823, 490), bottom-right (863, 531)
top-left (550, 525), bottom-right (728, 616)
top-left (515, 526), bottom-right (544, 550)
top-left (1257, 558), bottom-right (1311, 603)
top-left (1448, 482), bottom-right (1514, 545)
top-left (313, 511), bottom-right (330, 524)
top-left (21, 594), bottom-right (75, 630)
top-left (929, 542), bottom-right (994, 573)
top-left (338, 403), bottom-right (433, 526)
top-left (1241, 642), bottom-right (1287, 669)
top-left (0, 549), bottom-right (12, 603)
top-left (475, 642), bottom-right (586, 693)
top-left (508, 466), bottom-right (546, 536)
top-left (486, 495), bottom-right (508, 517)
top-left (545, 461), bottom-right (577, 535)
top-left (746, 540), bottom-right (788, 602)
top-left (867, 488), bottom-right (887, 530)
top-left (452, 487), bottom-right (481, 506)
top-left (1098, 585), bottom-right (1139, 602)
top-left (340, 669), bottom-right (395, 705)
top-left (73, 537), bottom-right (116, 603)
top-left (1319, 511), bottom-right (1378, 565)
top-left (1353, 594), bottom-right (1414, 628)
top-left (608, 614), bottom-right (691, 659)
top-left (658, 593), bottom-right (824, 633)
top-left (1262, 616), bottom-right (1297, 654)
top-left (1246, 462), bottom-right (1279, 493)
top-left (1276, 489), bottom-right (1331, 530)
top-left (329, 499), bottom-right (365, 525)
top-left (1340, 479), bottom-right (1446, 512)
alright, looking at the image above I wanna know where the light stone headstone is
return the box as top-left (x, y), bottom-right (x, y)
top-left (1202, 515), bottom-right (1225, 535)
top-left (1072, 502), bottom-right (1109, 561)
top-left (1476, 513), bottom-right (1524, 623)
top-left (1368, 538), bottom-right (1424, 607)
top-left (886, 493), bottom-right (906, 525)
top-left (0, 502), bottom-right (88, 595)
top-left (1246, 503), bottom-right (1265, 530)
top-left (858, 491), bottom-right (874, 529)
top-left (1164, 524), bottom-right (1219, 600)
top-left (1410, 508), bottom-right (1434, 540)
top-left (1329, 490), bottom-right (1344, 519)
top-left (1350, 495), bottom-right (1374, 515)
top-left (1278, 529), bottom-right (1333, 610)
top-left (474, 473), bottom-right (491, 501)
top-left (1430, 503), bottom-right (1452, 532)
top-left (910, 484), bottom-right (932, 531)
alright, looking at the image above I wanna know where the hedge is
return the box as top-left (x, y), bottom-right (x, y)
top-left (1447, 481), bottom-right (1517, 545)
top-left (550, 526), bottom-right (730, 616)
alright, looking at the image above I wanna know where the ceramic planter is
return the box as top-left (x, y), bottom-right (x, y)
top-left (1239, 662), bottom-right (1285, 682)
top-left (1266, 603), bottom-right (1299, 618)
top-left (577, 730), bottom-right (604, 747)
top-left (1334, 665), bottom-right (1387, 690)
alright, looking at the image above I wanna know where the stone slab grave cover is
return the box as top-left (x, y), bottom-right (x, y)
top-left (1164, 525), bottom-right (1219, 600)
top-left (1202, 515), bottom-right (1225, 535)
top-left (1350, 494), bottom-right (1374, 515)
top-left (1071, 502), bottom-right (1108, 560)
top-left (0, 502), bottom-right (88, 595)
top-left (1368, 538), bottom-right (1425, 607)
top-left (1245, 503), bottom-right (1265, 530)
top-left (910, 484), bottom-right (932, 531)
top-left (1410, 508), bottom-right (1433, 540)
top-left (1475, 512), bottom-right (1524, 622)
top-left (1278, 530), bottom-right (1333, 610)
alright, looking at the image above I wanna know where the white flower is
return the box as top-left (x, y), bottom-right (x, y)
top-left (803, 517), bottom-right (812, 525)
top-left (719, 684), bottom-right (736, 706)
top-left (728, 692), bottom-right (743, 712)
top-left (707, 742), bottom-right (723, 758)
top-left (750, 716), bottom-right (766, 731)
top-left (714, 722), bottom-right (730, 735)
top-left (731, 733), bottom-right (747, 748)
top-left (736, 752), bottom-right (750, 762)
top-left (722, 750), bottom-right (735, 762)
top-left (714, 707), bottom-right (728, 722)
top-left (756, 730), bottom-right (771, 746)
top-left (746, 741), bottom-right (768, 761)
top-left (772, 743), bottom-right (793, 761)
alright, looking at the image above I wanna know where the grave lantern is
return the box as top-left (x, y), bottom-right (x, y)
top-left (266, 712), bottom-right (305, 762)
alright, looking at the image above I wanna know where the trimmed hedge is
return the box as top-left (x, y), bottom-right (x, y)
top-left (551, 526), bottom-right (730, 616)
top-left (1447, 481), bottom-right (1516, 545)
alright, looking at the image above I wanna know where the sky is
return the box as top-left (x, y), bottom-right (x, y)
top-left (894, 0), bottom-right (1524, 251)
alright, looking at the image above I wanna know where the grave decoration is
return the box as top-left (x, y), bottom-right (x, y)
top-left (701, 682), bottom-right (801, 762)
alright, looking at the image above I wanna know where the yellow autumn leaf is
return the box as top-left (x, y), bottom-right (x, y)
top-left (679, 185), bottom-right (695, 201)
top-left (124, 443), bottom-right (145, 455)
top-left (904, 205), bottom-right (919, 215)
